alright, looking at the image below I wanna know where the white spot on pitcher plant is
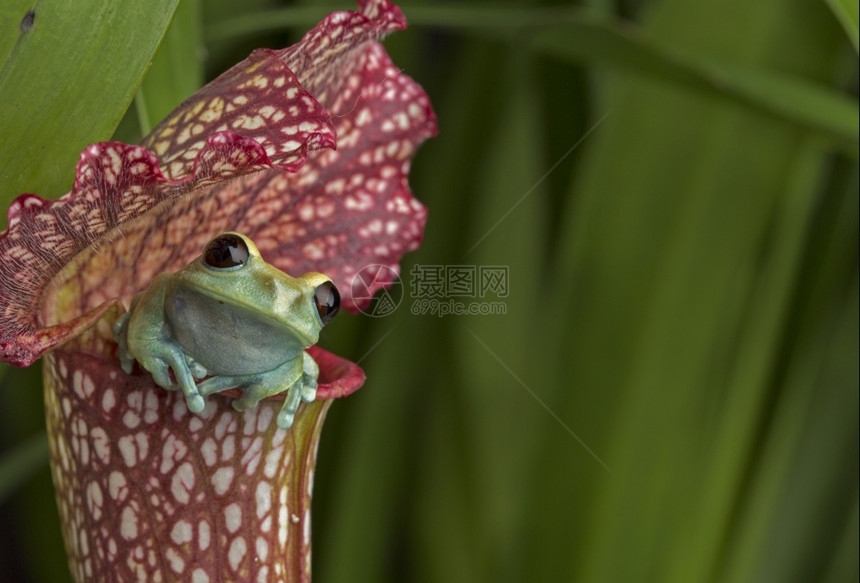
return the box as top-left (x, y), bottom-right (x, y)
top-left (171, 461), bottom-right (195, 504)
top-left (120, 506), bottom-right (139, 540)
top-left (212, 466), bottom-right (235, 496)
top-left (225, 503), bottom-right (243, 534)
top-left (170, 520), bottom-right (193, 545)
top-left (198, 520), bottom-right (211, 551)
top-left (228, 536), bottom-right (247, 571)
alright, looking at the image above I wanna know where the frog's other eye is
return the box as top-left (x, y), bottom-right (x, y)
top-left (203, 233), bottom-right (250, 270)
top-left (314, 281), bottom-right (340, 324)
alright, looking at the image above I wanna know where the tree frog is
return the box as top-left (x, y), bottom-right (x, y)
top-left (112, 232), bottom-right (340, 430)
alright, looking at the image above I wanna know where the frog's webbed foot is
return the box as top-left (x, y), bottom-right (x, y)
top-left (135, 345), bottom-right (206, 413)
top-left (299, 351), bottom-right (319, 403)
top-left (195, 355), bottom-right (320, 430)
top-left (274, 353), bottom-right (320, 430)
top-left (276, 378), bottom-right (304, 430)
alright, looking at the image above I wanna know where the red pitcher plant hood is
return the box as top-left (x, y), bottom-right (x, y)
top-left (0, 0), bottom-right (435, 581)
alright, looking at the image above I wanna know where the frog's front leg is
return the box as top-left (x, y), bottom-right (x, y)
top-left (232, 357), bottom-right (305, 430)
top-left (134, 343), bottom-right (206, 413)
top-left (300, 351), bottom-right (319, 402)
top-left (198, 355), bottom-right (317, 430)
top-left (278, 352), bottom-right (321, 429)
top-left (116, 275), bottom-right (206, 414)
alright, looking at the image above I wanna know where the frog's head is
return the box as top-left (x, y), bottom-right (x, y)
top-left (171, 232), bottom-right (340, 350)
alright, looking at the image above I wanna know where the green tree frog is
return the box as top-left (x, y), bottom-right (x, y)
top-left (112, 232), bottom-right (340, 430)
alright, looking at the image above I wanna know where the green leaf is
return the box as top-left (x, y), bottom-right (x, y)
top-left (532, 1), bottom-right (857, 581)
top-left (134, 0), bottom-right (204, 135)
top-left (530, 22), bottom-right (858, 156)
top-left (0, 433), bottom-right (48, 504)
top-left (205, 6), bottom-right (331, 45)
top-left (826, 0), bottom-right (859, 51)
top-left (0, 0), bottom-right (181, 228)
top-left (445, 50), bottom-right (549, 583)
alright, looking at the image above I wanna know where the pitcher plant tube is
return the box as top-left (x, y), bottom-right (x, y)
top-left (0, 0), bottom-right (436, 581)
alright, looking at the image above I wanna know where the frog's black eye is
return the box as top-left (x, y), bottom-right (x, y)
top-left (203, 233), bottom-right (249, 270)
top-left (314, 281), bottom-right (340, 324)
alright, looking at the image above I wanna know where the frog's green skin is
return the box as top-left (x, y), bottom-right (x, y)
top-left (112, 232), bottom-right (340, 430)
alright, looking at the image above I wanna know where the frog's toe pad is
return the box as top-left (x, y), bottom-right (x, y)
top-left (119, 359), bottom-right (134, 375)
top-left (277, 409), bottom-right (296, 430)
top-left (189, 363), bottom-right (208, 379)
top-left (186, 394), bottom-right (206, 414)
top-left (300, 383), bottom-right (317, 403)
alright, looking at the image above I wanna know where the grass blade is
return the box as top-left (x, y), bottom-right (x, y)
top-left (825, 0), bottom-right (859, 51)
top-left (134, 0), bottom-right (204, 135)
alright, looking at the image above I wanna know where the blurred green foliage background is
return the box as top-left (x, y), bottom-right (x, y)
top-left (1, 0), bottom-right (857, 581)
